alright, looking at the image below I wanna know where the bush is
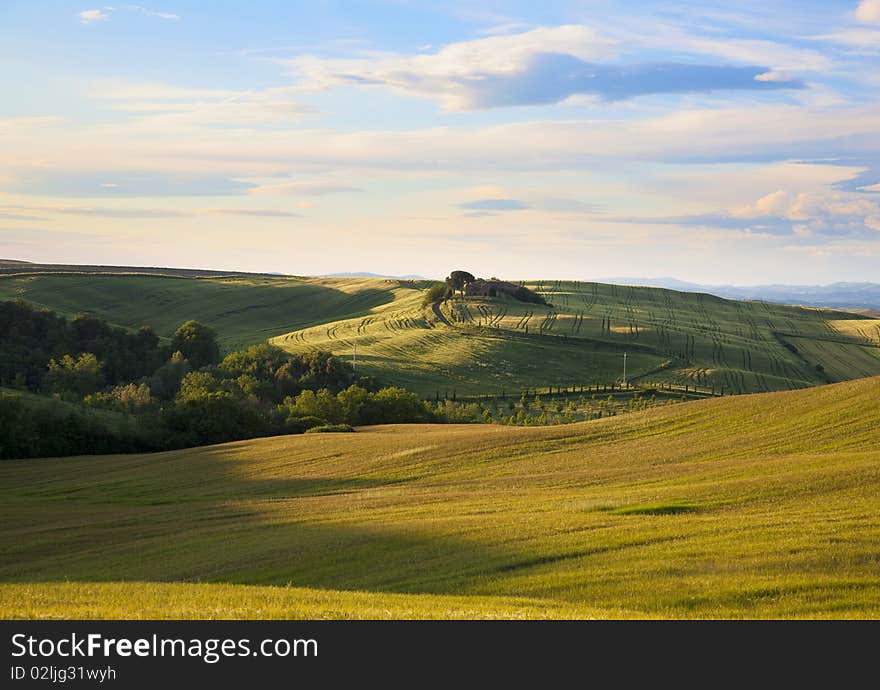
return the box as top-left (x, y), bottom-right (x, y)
top-left (0, 392), bottom-right (156, 459)
top-left (423, 283), bottom-right (450, 306)
top-left (163, 394), bottom-right (269, 445)
top-left (45, 352), bottom-right (104, 398)
top-left (84, 382), bottom-right (157, 413)
top-left (172, 320), bottom-right (220, 368)
top-left (305, 423), bottom-right (355, 434)
top-left (513, 286), bottom-right (547, 305)
top-left (284, 415), bottom-right (327, 433)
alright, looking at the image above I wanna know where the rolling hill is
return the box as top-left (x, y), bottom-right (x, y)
top-left (2, 267), bottom-right (879, 395)
top-left (1, 377), bottom-right (878, 619)
top-left (0, 272), bottom-right (400, 352)
top-left (272, 279), bottom-right (880, 395)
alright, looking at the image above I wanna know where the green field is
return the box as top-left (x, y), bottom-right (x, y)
top-left (2, 376), bottom-right (878, 619)
top-left (0, 273), bottom-right (398, 351)
top-left (3, 270), bottom-right (879, 396)
top-left (272, 279), bottom-right (880, 395)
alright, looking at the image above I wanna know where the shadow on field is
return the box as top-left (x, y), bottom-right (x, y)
top-left (0, 444), bottom-right (529, 595)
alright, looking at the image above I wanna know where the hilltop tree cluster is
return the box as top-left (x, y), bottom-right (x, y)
top-left (423, 270), bottom-right (546, 306)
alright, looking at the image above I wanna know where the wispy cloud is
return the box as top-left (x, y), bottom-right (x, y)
top-left (248, 181), bottom-right (363, 196)
top-left (199, 208), bottom-right (301, 217)
top-left (78, 5), bottom-right (180, 25)
top-left (1, 204), bottom-right (301, 219)
top-left (0, 116), bottom-right (65, 134)
top-left (0, 211), bottom-right (49, 221)
top-left (78, 9), bottom-right (111, 24)
top-left (610, 189), bottom-right (880, 239)
top-left (1, 171), bottom-right (256, 197)
top-left (536, 198), bottom-right (602, 214)
top-left (127, 5), bottom-right (180, 21)
top-left (459, 198), bottom-right (529, 211)
top-left (90, 80), bottom-right (311, 127)
top-left (813, 28), bottom-right (880, 52)
top-left (1, 204), bottom-right (187, 218)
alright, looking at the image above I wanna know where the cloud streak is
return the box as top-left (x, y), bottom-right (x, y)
top-left (1, 204), bottom-right (301, 219)
top-left (458, 198), bottom-right (529, 211)
top-left (78, 6), bottom-right (180, 24)
top-left (127, 5), bottom-right (180, 21)
top-left (248, 181), bottom-right (363, 196)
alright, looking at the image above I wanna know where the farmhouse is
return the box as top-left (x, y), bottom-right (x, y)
top-left (465, 279), bottom-right (520, 298)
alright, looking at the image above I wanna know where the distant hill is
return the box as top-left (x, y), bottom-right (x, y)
top-left (0, 272), bottom-right (396, 352)
top-left (3, 267), bottom-right (879, 396)
top-left (325, 271), bottom-right (427, 279)
top-left (0, 259), bottom-right (283, 279)
top-left (601, 277), bottom-right (880, 310)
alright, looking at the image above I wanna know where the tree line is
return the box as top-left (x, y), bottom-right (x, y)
top-left (0, 301), bottom-right (447, 459)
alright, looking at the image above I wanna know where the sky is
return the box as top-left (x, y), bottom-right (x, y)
top-left (1, 1), bottom-right (879, 284)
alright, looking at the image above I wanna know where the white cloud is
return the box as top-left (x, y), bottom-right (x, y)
top-left (5, 100), bottom-right (880, 180)
top-left (733, 190), bottom-right (880, 232)
top-left (754, 70), bottom-right (795, 82)
top-left (284, 25), bottom-right (618, 110)
top-left (78, 9), bottom-right (110, 24)
top-left (734, 190), bottom-right (791, 217)
top-left (856, 0), bottom-right (880, 23)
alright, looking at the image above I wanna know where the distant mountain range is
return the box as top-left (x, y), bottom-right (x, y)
top-left (601, 277), bottom-right (880, 310)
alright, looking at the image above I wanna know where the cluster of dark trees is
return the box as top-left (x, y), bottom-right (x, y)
top-left (422, 270), bottom-right (547, 306)
top-left (0, 300), bottom-right (446, 459)
top-left (0, 300), bottom-right (167, 392)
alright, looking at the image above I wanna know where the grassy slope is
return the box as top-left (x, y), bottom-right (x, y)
top-left (0, 273), bottom-right (397, 351)
top-left (3, 270), bottom-right (878, 394)
top-left (1, 376), bottom-right (878, 619)
top-left (274, 279), bottom-right (880, 395)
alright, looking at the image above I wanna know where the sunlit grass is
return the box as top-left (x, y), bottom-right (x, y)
top-left (2, 377), bottom-right (878, 619)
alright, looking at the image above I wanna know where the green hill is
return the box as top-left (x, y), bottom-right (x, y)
top-left (2, 269), bottom-right (879, 395)
top-left (0, 272), bottom-right (398, 352)
top-left (272, 279), bottom-right (880, 395)
top-left (1, 377), bottom-right (878, 619)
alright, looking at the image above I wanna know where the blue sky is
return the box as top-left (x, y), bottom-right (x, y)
top-left (1, 1), bottom-right (879, 283)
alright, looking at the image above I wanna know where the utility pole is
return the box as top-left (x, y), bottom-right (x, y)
top-left (622, 352), bottom-right (627, 388)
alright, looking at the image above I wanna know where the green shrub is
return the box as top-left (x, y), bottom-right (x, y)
top-left (305, 423), bottom-right (355, 434)
top-left (422, 283), bottom-right (450, 306)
